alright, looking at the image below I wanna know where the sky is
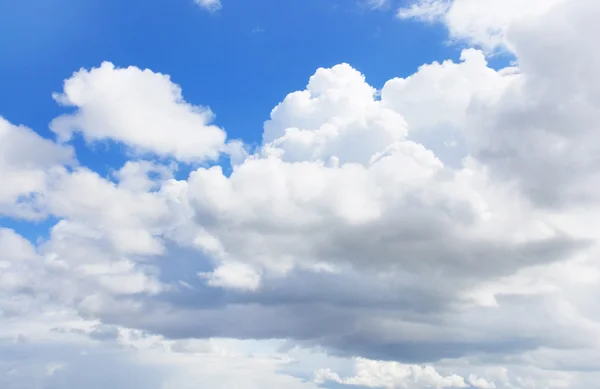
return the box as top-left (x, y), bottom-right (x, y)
top-left (1, 0), bottom-right (600, 388)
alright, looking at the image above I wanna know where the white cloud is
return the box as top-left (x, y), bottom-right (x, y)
top-left (45, 168), bottom-right (171, 256)
top-left (263, 63), bottom-right (408, 165)
top-left (380, 48), bottom-right (518, 166)
top-left (5, 0), bottom-right (600, 388)
top-left (199, 261), bottom-right (262, 291)
top-left (0, 117), bottom-right (73, 220)
top-left (0, 228), bottom-right (41, 293)
top-left (381, 49), bottom-right (517, 133)
top-left (182, 59), bottom-right (553, 294)
top-left (195, 0), bottom-right (222, 12)
top-left (397, 0), bottom-right (568, 51)
top-left (364, 0), bottom-right (389, 10)
top-left (468, 375), bottom-right (496, 389)
top-left (114, 160), bottom-right (176, 193)
top-left (51, 62), bottom-right (227, 163)
top-left (397, 0), bottom-right (450, 22)
top-left (316, 358), bottom-right (470, 389)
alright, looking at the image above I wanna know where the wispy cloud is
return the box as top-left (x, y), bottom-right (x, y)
top-left (364, 0), bottom-right (389, 10)
top-left (194, 0), bottom-right (222, 12)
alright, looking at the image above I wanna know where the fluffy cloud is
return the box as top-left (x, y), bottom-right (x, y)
top-left (381, 49), bottom-right (510, 132)
top-left (45, 166), bottom-right (173, 256)
top-left (51, 62), bottom-right (227, 163)
top-left (381, 48), bottom-right (518, 166)
top-left (263, 63), bottom-right (409, 165)
top-left (0, 118), bottom-right (73, 219)
top-left (183, 67), bottom-right (568, 306)
top-left (4, 0), bottom-right (600, 387)
top-left (73, 40), bottom-right (592, 371)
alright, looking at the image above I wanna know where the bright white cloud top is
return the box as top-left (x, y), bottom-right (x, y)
top-left (2, 0), bottom-right (600, 388)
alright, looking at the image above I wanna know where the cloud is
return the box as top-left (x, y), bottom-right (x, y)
top-left (315, 356), bottom-right (586, 389)
top-left (463, 0), bottom-right (600, 207)
top-left (381, 49), bottom-right (516, 134)
top-left (0, 117), bottom-right (73, 220)
top-left (0, 322), bottom-right (322, 389)
top-left (50, 62), bottom-right (227, 163)
top-left (4, 0), bottom-right (600, 387)
top-left (397, 0), bottom-right (568, 51)
top-left (364, 0), bottom-right (390, 10)
top-left (315, 358), bottom-right (470, 388)
top-left (56, 52), bottom-right (590, 368)
top-left (199, 261), bottom-right (262, 291)
top-left (381, 48), bottom-right (518, 166)
top-left (397, 0), bottom-right (451, 22)
top-left (194, 0), bottom-right (222, 12)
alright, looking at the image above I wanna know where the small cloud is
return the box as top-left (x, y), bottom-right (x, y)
top-left (178, 280), bottom-right (194, 290)
top-left (364, 0), bottom-right (389, 10)
top-left (46, 363), bottom-right (66, 376)
top-left (444, 139), bottom-right (458, 148)
top-left (199, 262), bottom-right (262, 292)
top-left (397, 0), bottom-right (451, 22)
top-left (194, 0), bottom-right (222, 12)
top-left (252, 25), bottom-right (265, 34)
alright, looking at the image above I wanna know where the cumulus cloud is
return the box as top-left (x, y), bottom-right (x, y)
top-left (4, 0), bottom-right (600, 388)
top-left (51, 62), bottom-right (227, 163)
top-left (67, 46), bottom-right (591, 370)
top-left (380, 49), bottom-right (518, 133)
top-left (381, 48), bottom-right (518, 166)
top-left (263, 63), bottom-right (409, 165)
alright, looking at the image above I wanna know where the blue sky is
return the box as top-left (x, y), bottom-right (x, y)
top-left (2, 0), bottom-right (600, 388)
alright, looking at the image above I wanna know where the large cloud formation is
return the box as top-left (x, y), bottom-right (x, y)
top-left (3, 0), bottom-right (600, 388)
